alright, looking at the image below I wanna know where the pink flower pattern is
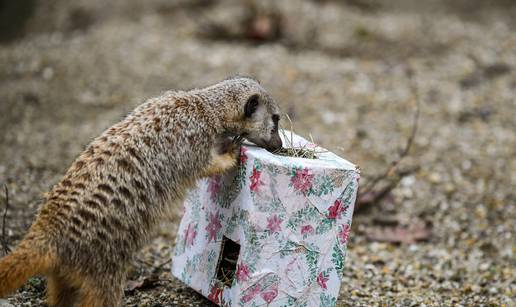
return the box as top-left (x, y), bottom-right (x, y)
top-left (240, 147), bottom-right (248, 165)
top-left (260, 284), bottom-right (278, 304)
top-left (184, 223), bottom-right (197, 247)
top-left (327, 199), bottom-right (347, 219)
top-left (207, 176), bottom-right (221, 201)
top-left (267, 215), bottom-right (282, 233)
top-left (175, 139), bottom-right (360, 306)
top-left (241, 284), bottom-right (261, 303)
top-left (317, 272), bottom-right (329, 289)
top-left (236, 263), bottom-right (250, 282)
top-left (301, 225), bottom-right (314, 235)
top-left (205, 211), bottom-right (222, 242)
top-left (250, 167), bottom-right (262, 192)
top-left (208, 285), bottom-right (223, 304)
top-left (338, 224), bottom-right (351, 244)
top-left (291, 168), bottom-right (314, 194)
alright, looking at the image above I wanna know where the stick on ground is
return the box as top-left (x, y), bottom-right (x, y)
top-left (355, 75), bottom-right (421, 213)
top-left (1, 185), bottom-right (11, 255)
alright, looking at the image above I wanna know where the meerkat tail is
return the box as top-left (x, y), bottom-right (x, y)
top-left (0, 242), bottom-right (51, 297)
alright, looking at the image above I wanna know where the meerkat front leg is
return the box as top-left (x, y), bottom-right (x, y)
top-left (202, 136), bottom-right (243, 177)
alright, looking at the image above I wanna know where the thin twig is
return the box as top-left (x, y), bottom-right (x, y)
top-left (2, 184), bottom-right (11, 255)
top-left (154, 258), bottom-right (172, 271)
top-left (355, 77), bottom-right (421, 213)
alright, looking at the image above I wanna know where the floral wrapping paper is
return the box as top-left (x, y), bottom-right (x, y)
top-left (172, 132), bottom-right (360, 307)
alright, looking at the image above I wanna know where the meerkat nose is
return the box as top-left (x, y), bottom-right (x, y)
top-left (266, 136), bottom-right (283, 152)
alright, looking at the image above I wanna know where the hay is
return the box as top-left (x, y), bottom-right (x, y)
top-left (273, 114), bottom-right (326, 159)
top-left (216, 237), bottom-right (240, 287)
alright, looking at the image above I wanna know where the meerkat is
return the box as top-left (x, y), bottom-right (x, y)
top-left (0, 76), bottom-right (282, 307)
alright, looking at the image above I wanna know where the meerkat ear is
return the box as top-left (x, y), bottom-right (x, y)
top-left (244, 94), bottom-right (259, 118)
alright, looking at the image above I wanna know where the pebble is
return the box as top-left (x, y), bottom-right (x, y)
top-left (42, 67), bottom-right (54, 80)
top-left (0, 300), bottom-right (13, 307)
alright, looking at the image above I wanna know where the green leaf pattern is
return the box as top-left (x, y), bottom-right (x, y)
top-left (172, 135), bottom-right (359, 306)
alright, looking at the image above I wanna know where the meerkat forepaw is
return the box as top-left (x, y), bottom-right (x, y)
top-left (202, 136), bottom-right (242, 177)
top-left (229, 135), bottom-right (245, 159)
top-left (218, 136), bottom-right (243, 159)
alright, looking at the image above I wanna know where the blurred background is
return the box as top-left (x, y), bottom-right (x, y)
top-left (0, 0), bottom-right (514, 306)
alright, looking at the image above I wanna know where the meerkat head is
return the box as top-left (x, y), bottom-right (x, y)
top-left (221, 76), bottom-right (283, 152)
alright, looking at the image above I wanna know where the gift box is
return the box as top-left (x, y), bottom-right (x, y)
top-left (172, 132), bottom-right (360, 307)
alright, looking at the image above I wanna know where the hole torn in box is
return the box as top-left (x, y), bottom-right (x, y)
top-left (216, 236), bottom-right (241, 287)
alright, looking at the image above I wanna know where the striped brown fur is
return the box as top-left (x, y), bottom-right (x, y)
top-left (0, 76), bottom-right (282, 306)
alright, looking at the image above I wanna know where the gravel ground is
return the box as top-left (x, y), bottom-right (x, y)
top-left (0, 0), bottom-right (514, 306)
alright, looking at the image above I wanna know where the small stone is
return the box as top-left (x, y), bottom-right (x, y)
top-left (401, 175), bottom-right (415, 187)
top-left (0, 299), bottom-right (14, 307)
top-left (444, 183), bottom-right (455, 193)
top-left (461, 160), bottom-right (472, 170)
top-left (42, 67), bottom-right (54, 80)
top-left (428, 172), bottom-right (441, 183)
top-left (479, 263), bottom-right (490, 271)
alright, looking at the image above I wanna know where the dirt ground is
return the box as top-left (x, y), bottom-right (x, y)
top-left (0, 0), bottom-right (514, 306)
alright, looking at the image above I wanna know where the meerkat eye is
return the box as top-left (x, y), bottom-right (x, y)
top-left (244, 94), bottom-right (259, 118)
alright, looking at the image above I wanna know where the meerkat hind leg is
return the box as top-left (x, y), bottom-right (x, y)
top-left (46, 275), bottom-right (79, 307)
top-left (75, 276), bottom-right (123, 307)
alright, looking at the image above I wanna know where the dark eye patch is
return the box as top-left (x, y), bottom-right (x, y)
top-left (245, 95), bottom-right (259, 118)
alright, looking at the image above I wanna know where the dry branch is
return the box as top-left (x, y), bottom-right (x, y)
top-left (355, 76), bottom-right (421, 213)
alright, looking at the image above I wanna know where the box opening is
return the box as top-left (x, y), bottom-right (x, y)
top-left (216, 236), bottom-right (241, 287)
